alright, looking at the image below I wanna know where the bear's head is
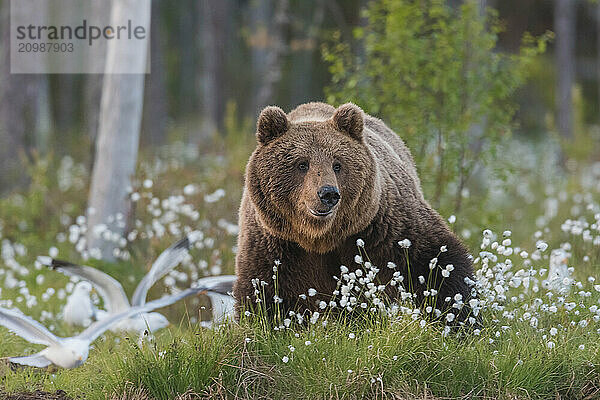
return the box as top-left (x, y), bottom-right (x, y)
top-left (245, 103), bottom-right (382, 253)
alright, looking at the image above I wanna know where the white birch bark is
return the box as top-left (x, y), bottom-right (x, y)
top-left (86, 0), bottom-right (150, 260)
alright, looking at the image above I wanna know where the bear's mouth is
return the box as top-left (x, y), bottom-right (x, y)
top-left (307, 206), bottom-right (335, 218)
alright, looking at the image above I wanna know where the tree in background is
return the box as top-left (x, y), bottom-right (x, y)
top-left (86, 0), bottom-right (151, 261)
top-left (142, 0), bottom-right (169, 148)
top-left (200, 0), bottom-right (228, 136)
top-left (323, 0), bottom-right (549, 211)
top-left (597, 0), bottom-right (600, 121)
top-left (554, 0), bottom-right (575, 149)
top-left (248, 0), bottom-right (271, 113)
top-left (251, 0), bottom-right (290, 113)
top-left (0, 0), bottom-right (48, 193)
top-left (289, 0), bottom-right (326, 104)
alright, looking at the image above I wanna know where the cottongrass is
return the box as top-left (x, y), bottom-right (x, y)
top-left (1, 154), bottom-right (600, 398)
top-left (0, 151), bottom-right (239, 332)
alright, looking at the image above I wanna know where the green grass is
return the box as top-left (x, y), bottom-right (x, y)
top-left (1, 314), bottom-right (598, 399)
top-left (1, 134), bottom-right (600, 399)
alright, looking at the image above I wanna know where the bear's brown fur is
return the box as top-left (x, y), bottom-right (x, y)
top-left (234, 102), bottom-right (476, 323)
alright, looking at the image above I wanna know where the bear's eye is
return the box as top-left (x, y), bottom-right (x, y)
top-left (298, 161), bottom-right (309, 171)
top-left (333, 162), bottom-right (342, 173)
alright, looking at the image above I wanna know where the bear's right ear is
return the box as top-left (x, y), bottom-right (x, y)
top-left (256, 106), bottom-right (289, 146)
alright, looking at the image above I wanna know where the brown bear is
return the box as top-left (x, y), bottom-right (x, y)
top-left (233, 102), bottom-right (477, 325)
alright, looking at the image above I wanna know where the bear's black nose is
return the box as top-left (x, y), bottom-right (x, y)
top-left (318, 185), bottom-right (340, 208)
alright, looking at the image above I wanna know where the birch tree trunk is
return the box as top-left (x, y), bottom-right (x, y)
top-left (554, 0), bottom-right (575, 143)
top-left (86, 0), bottom-right (150, 261)
top-left (200, 0), bottom-right (228, 136)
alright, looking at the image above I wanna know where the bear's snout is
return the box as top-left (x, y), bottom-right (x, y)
top-left (317, 185), bottom-right (340, 208)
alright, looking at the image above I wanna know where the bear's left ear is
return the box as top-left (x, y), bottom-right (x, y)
top-left (256, 106), bottom-right (289, 146)
top-left (332, 103), bottom-right (364, 141)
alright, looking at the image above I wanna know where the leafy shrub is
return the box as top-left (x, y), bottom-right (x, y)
top-left (323, 0), bottom-right (550, 211)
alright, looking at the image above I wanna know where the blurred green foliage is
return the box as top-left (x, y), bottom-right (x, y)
top-left (555, 86), bottom-right (600, 165)
top-left (323, 0), bottom-right (551, 210)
